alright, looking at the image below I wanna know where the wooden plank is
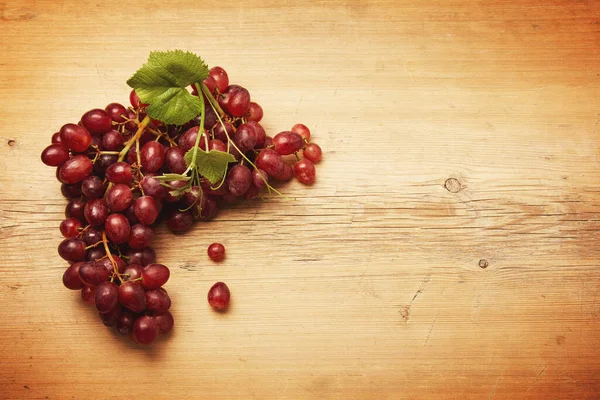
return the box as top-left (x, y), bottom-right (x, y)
top-left (1, 0), bottom-right (599, 398)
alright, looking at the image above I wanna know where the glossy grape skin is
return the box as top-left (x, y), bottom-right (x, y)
top-left (140, 141), bottom-right (165, 173)
top-left (273, 131), bottom-right (304, 155)
top-left (293, 158), bottom-right (316, 185)
top-left (58, 238), bottom-right (86, 262)
top-left (62, 262), bottom-right (84, 290)
top-left (145, 289), bottom-right (171, 313)
top-left (245, 121), bottom-right (266, 148)
top-left (165, 147), bottom-right (186, 174)
top-left (94, 281), bottom-right (119, 313)
top-left (105, 103), bottom-right (127, 123)
top-left (246, 102), bottom-right (263, 122)
top-left (129, 89), bottom-right (147, 109)
top-left (86, 247), bottom-right (106, 262)
top-left (105, 162), bottom-right (133, 184)
top-left (209, 139), bottom-right (227, 152)
top-left (78, 262), bottom-right (109, 286)
top-left (291, 123), bottom-right (311, 141)
top-left (227, 87), bottom-right (251, 117)
top-left (166, 209), bottom-right (194, 233)
top-left (302, 143), bottom-right (322, 163)
top-left (81, 286), bottom-right (95, 305)
top-left (252, 169), bottom-right (268, 190)
top-left (65, 199), bottom-right (86, 222)
top-left (128, 224), bottom-right (154, 250)
top-left (209, 66), bottom-right (229, 93)
top-left (119, 281), bottom-right (146, 313)
top-left (81, 175), bottom-right (105, 198)
top-left (179, 126), bottom-right (208, 152)
top-left (105, 213), bottom-right (130, 244)
top-left (141, 264), bottom-right (170, 289)
top-left (94, 154), bottom-right (118, 177)
top-left (58, 155), bottom-right (93, 184)
top-left (207, 243), bottom-right (225, 261)
top-left (41, 143), bottom-right (70, 166)
top-left (208, 282), bottom-right (230, 311)
top-left (51, 131), bottom-right (63, 144)
top-left (256, 149), bottom-right (285, 178)
top-left (133, 316), bottom-right (159, 345)
top-left (96, 256), bottom-right (126, 276)
top-left (84, 198), bottom-right (109, 226)
top-left (133, 196), bottom-right (159, 226)
top-left (226, 164), bottom-right (252, 196)
top-left (60, 123), bottom-right (92, 152)
top-left (117, 311), bottom-right (136, 335)
top-left (164, 180), bottom-right (188, 203)
top-left (203, 75), bottom-right (217, 93)
top-left (234, 123), bottom-right (257, 152)
top-left (80, 229), bottom-right (100, 247)
top-left (59, 217), bottom-right (81, 238)
top-left (123, 264), bottom-right (143, 281)
top-left (61, 183), bottom-right (82, 199)
top-left (212, 121), bottom-right (234, 142)
top-left (101, 129), bottom-right (124, 151)
top-left (125, 247), bottom-right (156, 266)
top-left (155, 311), bottom-right (174, 334)
top-left (81, 109), bottom-right (112, 135)
top-left (140, 174), bottom-right (168, 199)
top-left (105, 184), bottom-right (133, 212)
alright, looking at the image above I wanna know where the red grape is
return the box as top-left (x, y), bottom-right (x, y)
top-left (145, 289), bottom-right (171, 313)
top-left (84, 198), bottom-right (109, 226)
top-left (128, 224), bottom-right (154, 249)
top-left (291, 123), bottom-right (310, 141)
top-left (105, 213), bottom-right (130, 244)
top-left (273, 131), bottom-right (304, 155)
top-left (227, 164), bottom-right (252, 196)
top-left (78, 262), bottom-right (109, 286)
top-left (119, 281), bottom-right (146, 313)
top-left (65, 198), bottom-right (86, 221)
top-left (81, 286), bottom-right (95, 305)
top-left (123, 264), bottom-right (143, 281)
top-left (81, 175), bottom-right (105, 198)
top-left (105, 162), bottom-right (133, 184)
top-left (41, 143), bottom-right (69, 166)
top-left (58, 155), bottom-right (93, 184)
top-left (207, 243), bottom-right (225, 261)
top-left (60, 123), bottom-right (92, 152)
top-left (155, 311), bottom-right (174, 334)
top-left (94, 281), bottom-right (119, 313)
top-left (141, 264), bottom-right (170, 289)
top-left (117, 311), bottom-right (135, 335)
top-left (59, 217), bottom-right (81, 238)
top-left (166, 209), bottom-right (194, 233)
top-left (140, 141), bottom-right (165, 173)
top-left (105, 103), bottom-right (127, 123)
top-left (208, 282), bottom-right (230, 311)
top-left (106, 184), bottom-right (133, 212)
top-left (58, 238), bottom-right (86, 262)
top-left (133, 316), bottom-right (158, 345)
top-left (256, 149), bottom-right (285, 178)
top-left (246, 102), bottom-right (263, 122)
top-left (134, 196), bottom-right (159, 225)
top-left (81, 109), bottom-right (112, 135)
top-left (293, 158), bottom-right (316, 185)
top-left (209, 66), bottom-right (229, 93)
top-left (303, 143), bottom-right (322, 163)
top-left (61, 183), bottom-right (82, 199)
top-left (165, 147), bottom-right (186, 174)
top-left (62, 262), bottom-right (84, 290)
top-left (101, 129), bottom-right (124, 151)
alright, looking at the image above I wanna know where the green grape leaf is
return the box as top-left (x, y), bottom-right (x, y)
top-left (126, 50), bottom-right (209, 125)
top-left (184, 149), bottom-right (236, 185)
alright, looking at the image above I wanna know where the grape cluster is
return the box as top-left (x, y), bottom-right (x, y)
top-left (41, 66), bottom-right (322, 345)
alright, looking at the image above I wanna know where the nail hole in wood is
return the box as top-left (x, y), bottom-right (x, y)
top-left (7, 139), bottom-right (16, 146)
top-left (478, 259), bottom-right (489, 269)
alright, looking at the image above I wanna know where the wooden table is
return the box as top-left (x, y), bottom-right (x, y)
top-left (1, 0), bottom-right (599, 398)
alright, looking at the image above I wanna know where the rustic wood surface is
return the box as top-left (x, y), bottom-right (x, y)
top-left (1, 0), bottom-right (599, 398)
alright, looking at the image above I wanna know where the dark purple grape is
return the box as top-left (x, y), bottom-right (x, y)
top-left (101, 129), bottom-right (124, 151)
top-left (60, 123), bottom-right (92, 152)
top-left (124, 203), bottom-right (139, 225)
top-left (105, 184), bottom-right (133, 212)
top-left (145, 289), bottom-right (171, 313)
top-left (62, 262), bottom-right (84, 290)
top-left (105, 162), bottom-right (133, 184)
top-left (165, 147), bottom-right (186, 174)
top-left (166, 209), bottom-right (193, 233)
top-left (99, 304), bottom-right (122, 326)
top-left (94, 154), bottom-right (117, 176)
top-left (65, 198), bottom-right (86, 222)
top-left (105, 103), bottom-right (127, 123)
top-left (84, 198), bottom-right (109, 226)
top-left (234, 123), bottom-right (257, 152)
top-left (125, 247), bottom-right (156, 266)
top-left (123, 264), bottom-right (143, 281)
top-left (58, 155), bottom-right (93, 184)
top-left (140, 174), bottom-right (168, 199)
top-left (134, 196), bottom-right (159, 225)
top-left (119, 281), bottom-right (146, 313)
top-left (133, 316), bottom-right (158, 345)
top-left (256, 149), bottom-right (285, 178)
top-left (41, 143), bottom-right (69, 166)
top-left (128, 224), bottom-right (154, 250)
top-left (78, 262), bottom-right (109, 286)
top-left (86, 247), bottom-right (106, 262)
top-left (81, 109), bottom-right (112, 135)
top-left (60, 183), bottom-right (82, 199)
top-left (140, 141), bottom-right (165, 173)
top-left (141, 264), bottom-right (170, 289)
top-left (58, 238), bottom-right (86, 262)
top-left (155, 311), bottom-right (174, 334)
top-left (59, 217), bottom-right (81, 238)
top-left (81, 175), bottom-right (105, 198)
top-left (81, 227), bottom-right (101, 246)
top-left (94, 281), bottom-right (119, 313)
top-left (226, 164), bottom-right (252, 196)
top-left (104, 213), bottom-right (130, 244)
top-left (117, 311), bottom-right (135, 335)
top-left (273, 131), bottom-right (304, 155)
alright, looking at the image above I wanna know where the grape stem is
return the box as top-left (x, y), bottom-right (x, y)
top-left (119, 115), bottom-right (151, 162)
top-left (200, 82), bottom-right (225, 117)
top-left (101, 230), bottom-right (123, 283)
top-left (183, 83), bottom-right (207, 178)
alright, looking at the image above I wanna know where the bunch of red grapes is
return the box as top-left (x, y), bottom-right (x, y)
top-left (40, 66), bottom-right (323, 345)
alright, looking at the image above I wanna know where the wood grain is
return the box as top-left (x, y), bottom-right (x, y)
top-left (1, 0), bottom-right (600, 398)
